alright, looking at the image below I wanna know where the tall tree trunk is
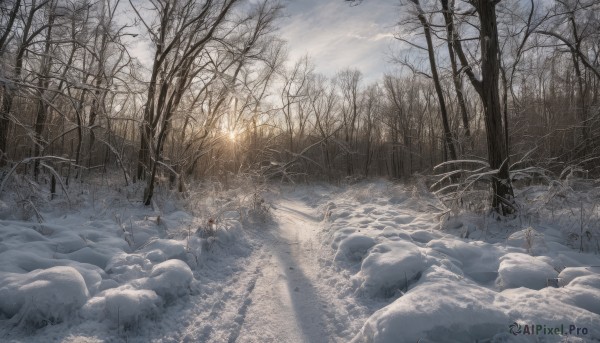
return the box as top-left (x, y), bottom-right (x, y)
top-left (0, 0), bottom-right (37, 166)
top-left (0, 0), bottom-right (22, 165)
top-left (476, 0), bottom-right (514, 214)
top-left (412, 0), bottom-right (457, 161)
top-left (500, 65), bottom-right (510, 156)
top-left (453, 0), bottom-right (515, 214)
top-left (33, 9), bottom-right (55, 179)
top-left (441, 0), bottom-right (471, 146)
top-left (0, 89), bottom-right (13, 166)
top-left (568, 13), bottom-right (589, 156)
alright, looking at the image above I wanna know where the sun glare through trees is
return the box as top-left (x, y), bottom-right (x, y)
top-left (0, 0), bottom-right (599, 341)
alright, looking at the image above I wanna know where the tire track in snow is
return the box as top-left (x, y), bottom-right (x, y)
top-left (133, 240), bottom-right (269, 343)
top-left (226, 264), bottom-right (260, 343)
top-left (233, 197), bottom-right (353, 343)
top-left (142, 195), bottom-right (364, 343)
top-left (188, 249), bottom-right (266, 343)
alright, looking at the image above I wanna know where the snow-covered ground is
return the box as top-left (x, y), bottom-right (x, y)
top-left (1, 177), bottom-right (599, 342)
top-left (320, 181), bottom-right (600, 342)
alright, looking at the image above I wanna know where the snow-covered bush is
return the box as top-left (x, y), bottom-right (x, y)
top-left (185, 173), bottom-right (273, 228)
top-left (104, 288), bottom-right (161, 328)
top-left (558, 274), bottom-right (600, 315)
top-left (105, 252), bottom-right (152, 283)
top-left (506, 227), bottom-right (548, 255)
top-left (0, 266), bottom-right (89, 327)
top-left (143, 239), bottom-right (188, 262)
top-left (558, 266), bottom-right (600, 286)
top-left (496, 253), bottom-right (558, 290)
top-left (143, 259), bottom-right (193, 300)
top-left (334, 233), bottom-right (377, 262)
top-left (353, 241), bottom-right (428, 297)
top-left (353, 266), bottom-right (509, 343)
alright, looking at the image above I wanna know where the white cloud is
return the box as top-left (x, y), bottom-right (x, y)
top-left (119, 0), bottom-right (400, 83)
top-left (279, 0), bottom-right (399, 83)
top-left (371, 32), bottom-right (395, 41)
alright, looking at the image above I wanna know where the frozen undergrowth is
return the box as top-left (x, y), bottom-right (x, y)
top-left (0, 172), bottom-right (263, 341)
top-left (318, 179), bottom-right (600, 343)
top-left (1, 173), bottom-right (599, 343)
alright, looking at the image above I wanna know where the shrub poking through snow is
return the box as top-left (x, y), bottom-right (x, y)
top-left (506, 227), bottom-right (548, 255)
top-left (0, 266), bottom-right (89, 327)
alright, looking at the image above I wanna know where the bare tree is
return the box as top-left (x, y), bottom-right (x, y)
top-left (32, 0), bottom-right (57, 179)
top-left (0, 0), bottom-right (51, 166)
top-left (0, 0), bottom-right (22, 164)
top-left (131, 0), bottom-right (242, 204)
top-left (440, 0), bottom-right (471, 146)
top-left (279, 56), bottom-right (311, 156)
top-left (535, 0), bottom-right (600, 158)
top-left (452, 0), bottom-right (515, 214)
top-left (405, 0), bottom-right (457, 161)
top-left (307, 74), bottom-right (340, 180)
top-left (337, 68), bottom-right (362, 176)
top-left (361, 84), bottom-right (381, 177)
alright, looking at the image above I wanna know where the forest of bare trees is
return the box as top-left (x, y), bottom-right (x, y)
top-left (0, 0), bottom-right (598, 212)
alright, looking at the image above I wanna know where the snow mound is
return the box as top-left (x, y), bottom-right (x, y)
top-left (105, 288), bottom-right (161, 326)
top-left (498, 287), bottom-right (600, 340)
top-left (334, 233), bottom-right (377, 262)
top-left (426, 238), bottom-right (484, 264)
top-left (496, 253), bottom-right (557, 290)
top-left (65, 246), bottom-right (112, 269)
top-left (48, 231), bottom-right (87, 253)
top-left (143, 239), bottom-right (187, 262)
top-left (558, 266), bottom-right (600, 286)
top-left (0, 266), bottom-right (89, 326)
top-left (215, 219), bottom-right (243, 243)
top-left (559, 275), bottom-right (600, 315)
top-left (144, 259), bottom-right (193, 300)
top-left (353, 266), bottom-right (509, 343)
top-left (65, 264), bottom-right (104, 295)
top-left (330, 210), bottom-right (352, 221)
top-left (410, 230), bottom-right (440, 243)
top-left (331, 227), bottom-right (358, 249)
top-left (353, 241), bottom-right (427, 297)
top-left (377, 227), bottom-right (413, 242)
top-left (105, 252), bottom-right (151, 283)
top-left (506, 227), bottom-right (548, 255)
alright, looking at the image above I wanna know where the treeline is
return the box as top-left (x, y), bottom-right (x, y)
top-left (0, 0), bottom-right (598, 209)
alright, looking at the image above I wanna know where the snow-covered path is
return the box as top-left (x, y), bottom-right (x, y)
top-left (137, 194), bottom-right (362, 343)
top-left (235, 198), bottom-right (331, 342)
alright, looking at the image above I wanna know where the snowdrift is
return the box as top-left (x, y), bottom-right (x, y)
top-left (0, 184), bottom-right (248, 337)
top-left (321, 181), bottom-right (600, 343)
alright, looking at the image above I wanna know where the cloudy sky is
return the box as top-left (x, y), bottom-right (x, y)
top-left (126, 0), bottom-right (402, 83)
top-left (279, 0), bottom-right (401, 82)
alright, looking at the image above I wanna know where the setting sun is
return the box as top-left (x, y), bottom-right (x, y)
top-left (227, 130), bottom-right (237, 142)
top-left (2, 0), bottom-right (597, 341)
